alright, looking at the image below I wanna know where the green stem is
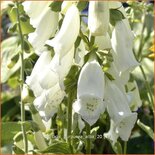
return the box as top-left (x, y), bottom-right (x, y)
top-left (139, 65), bottom-right (154, 110)
top-left (85, 122), bottom-right (91, 154)
top-left (137, 13), bottom-right (146, 60)
top-left (67, 93), bottom-right (73, 148)
top-left (123, 141), bottom-right (127, 154)
top-left (16, 1), bottom-right (28, 153)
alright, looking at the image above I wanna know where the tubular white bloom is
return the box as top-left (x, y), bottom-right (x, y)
top-left (73, 59), bottom-right (105, 126)
top-left (105, 80), bottom-right (137, 141)
top-left (95, 33), bottom-right (112, 50)
top-left (88, 1), bottom-right (109, 36)
top-left (46, 5), bottom-right (80, 62)
top-left (39, 46), bottom-right (74, 90)
top-left (34, 83), bottom-right (65, 121)
top-left (111, 21), bottom-right (139, 74)
top-left (126, 81), bottom-right (142, 111)
top-left (23, 1), bottom-right (59, 55)
top-left (26, 51), bottom-right (52, 97)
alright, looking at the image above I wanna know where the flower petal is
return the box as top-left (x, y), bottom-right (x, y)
top-left (111, 21), bottom-right (139, 73)
top-left (46, 5), bottom-right (80, 61)
top-left (77, 60), bottom-right (105, 99)
top-left (73, 94), bottom-right (105, 126)
top-left (23, 1), bottom-right (59, 55)
top-left (88, 1), bottom-right (109, 36)
top-left (26, 51), bottom-right (52, 97)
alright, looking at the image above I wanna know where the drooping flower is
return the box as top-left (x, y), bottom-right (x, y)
top-left (88, 1), bottom-right (109, 36)
top-left (73, 59), bottom-right (105, 126)
top-left (34, 83), bottom-right (65, 121)
top-left (39, 46), bottom-right (74, 90)
top-left (104, 80), bottom-right (137, 142)
top-left (26, 51), bottom-right (52, 97)
top-left (46, 5), bottom-right (80, 62)
top-left (111, 20), bottom-right (139, 75)
top-left (23, 1), bottom-right (59, 55)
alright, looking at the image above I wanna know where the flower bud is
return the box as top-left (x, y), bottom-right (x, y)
top-left (21, 84), bottom-right (35, 104)
top-left (34, 130), bottom-right (47, 151)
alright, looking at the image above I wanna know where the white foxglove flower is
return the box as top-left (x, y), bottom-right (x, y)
top-left (88, 1), bottom-right (109, 36)
top-left (34, 83), bottom-right (65, 121)
top-left (26, 51), bottom-right (52, 97)
top-left (105, 80), bottom-right (137, 141)
top-left (126, 81), bottom-right (142, 111)
top-left (46, 5), bottom-right (80, 62)
top-left (23, 1), bottom-right (58, 55)
top-left (95, 33), bottom-right (112, 50)
top-left (73, 59), bottom-right (105, 125)
top-left (39, 46), bottom-right (74, 90)
top-left (111, 21), bottom-right (139, 74)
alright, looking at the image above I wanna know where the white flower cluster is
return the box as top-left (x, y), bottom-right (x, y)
top-left (23, 1), bottom-right (142, 144)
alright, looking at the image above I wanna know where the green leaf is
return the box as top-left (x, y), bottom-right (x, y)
top-left (1, 36), bottom-right (19, 83)
top-left (2, 122), bottom-right (31, 145)
top-left (105, 72), bottom-right (115, 81)
top-left (12, 144), bottom-right (25, 154)
top-left (42, 142), bottom-right (71, 154)
top-left (137, 119), bottom-right (154, 140)
top-left (110, 9), bottom-right (125, 26)
top-left (1, 36), bottom-right (33, 83)
top-left (76, 2), bottom-right (88, 11)
top-left (64, 65), bottom-right (80, 94)
top-left (75, 36), bottom-right (81, 49)
top-left (7, 4), bottom-right (35, 34)
top-left (49, 1), bottom-right (63, 12)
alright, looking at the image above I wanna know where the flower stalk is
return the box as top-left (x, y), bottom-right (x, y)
top-left (85, 122), bottom-right (91, 154)
top-left (67, 92), bottom-right (73, 148)
top-left (16, 1), bottom-right (28, 153)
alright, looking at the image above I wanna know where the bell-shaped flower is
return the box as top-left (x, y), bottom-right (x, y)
top-left (104, 80), bottom-right (137, 142)
top-left (73, 59), bottom-right (105, 126)
top-left (46, 5), bottom-right (80, 62)
top-left (88, 1), bottom-right (109, 36)
top-left (95, 32), bottom-right (112, 50)
top-left (126, 81), bottom-right (142, 111)
top-left (39, 46), bottom-right (74, 90)
top-left (34, 83), bottom-right (65, 121)
top-left (26, 51), bottom-right (52, 97)
top-left (23, 1), bottom-right (59, 55)
top-left (111, 21), bottom-right (139, 74)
